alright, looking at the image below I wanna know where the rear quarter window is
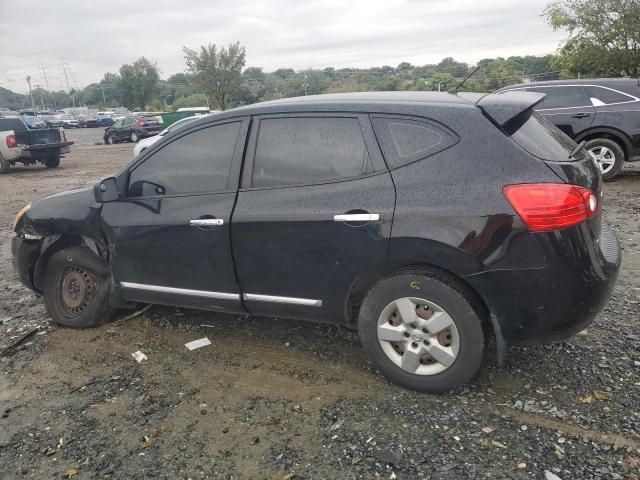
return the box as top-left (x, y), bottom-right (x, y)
top-left (371, 116), bottom-right (458, 168)
top-left (584, 86), bottom-right (637, 105)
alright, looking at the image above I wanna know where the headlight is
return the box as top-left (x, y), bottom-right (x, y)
top-left (14, 204), bottom-right (31, 229)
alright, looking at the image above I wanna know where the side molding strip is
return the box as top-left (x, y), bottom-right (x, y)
top-left (243, 293), bottom-right (323, 307)
top-left (119, 282), bottom-right (322, 307)
top-left (120, 282), bottom-right (240, 301)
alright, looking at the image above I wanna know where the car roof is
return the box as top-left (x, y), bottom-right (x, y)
top-left (499, 78), bottom-right (640, 90)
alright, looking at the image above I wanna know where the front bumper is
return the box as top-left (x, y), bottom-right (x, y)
top-left (11, 236), bottom-right (41, 292)
top-left (466, 222), bottom-right (621, 346)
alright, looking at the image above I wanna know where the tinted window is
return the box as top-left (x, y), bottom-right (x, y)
top-left (511, 111), bottom-right (585, 162)
top-left (584, 86), bottom-right (635, 105)
top-left (252, 117), bottom-right (372, 188)
top-left (372, 116), bottom-right (458, 168)
top-left (128, 122), bottom-right (240, 197)
top-left (0, 118), bottom-right (27, 131)
top-left (530, 86), bottom-right (590, 109)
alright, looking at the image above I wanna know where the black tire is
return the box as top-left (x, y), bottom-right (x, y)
top-left (42, 246), bottom-right (112, 328)
top-left (0, 153), bottom-right (9, 174)
top-left (584, 138), bottom-right (625, 181)
top-left (44, 155), bottom-right (60, 168)
top-left (130, 131), bottom-right (139, 143)
top-left (358, 269), bottom-right (485, 393)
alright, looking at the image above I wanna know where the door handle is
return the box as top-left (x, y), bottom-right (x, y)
top-left (333, 213), bottom-right (380, 222)
top-left (190, 218), bottom-right (224, 227)
top-left (571, 113), bottom-right (591, 119)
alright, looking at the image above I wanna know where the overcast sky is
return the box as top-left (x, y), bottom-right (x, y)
top-left (0, 0), bottom-right (565, 94)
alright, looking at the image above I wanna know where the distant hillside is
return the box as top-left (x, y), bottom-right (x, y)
top-left (0, 87), bottom-right (26, 109)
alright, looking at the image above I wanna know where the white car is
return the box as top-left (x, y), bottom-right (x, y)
top-left (132, 114), bottom-right (208, 157)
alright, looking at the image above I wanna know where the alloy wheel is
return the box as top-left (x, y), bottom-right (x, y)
top-left (588, 146), bottom-right (616, 175)
top-left (377, 297), bottom-right (460, 375)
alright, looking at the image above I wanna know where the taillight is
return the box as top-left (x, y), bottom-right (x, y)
top-left (62, 130), bottom-right (67, 142)
top-left (503, 183), bottom-right (598, 232)
top-left (137, 117), bottom-right (144, 127)
top-left (6, 134), bottom-right (16, 148)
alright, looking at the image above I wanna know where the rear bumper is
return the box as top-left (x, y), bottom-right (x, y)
top-left (466, 222), bottom-right (621, 346)
top-left (11, 236), bottom-right (41, 292)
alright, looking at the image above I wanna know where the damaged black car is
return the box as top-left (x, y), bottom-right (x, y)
top-left (12, 91), bottom-right (621, 393)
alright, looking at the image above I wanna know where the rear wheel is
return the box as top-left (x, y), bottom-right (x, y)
top-left (0, 154), bottom-right (10, 174)
top-left (44, 154), bottom-right (60, 168)
top-left (585, 138), bottom-right (624, 181)
top-left (130, 131), bottom-right (139, 142)
top-left (42, 246), bottom-right (112, 328)
top-left (358, 270), bottom-right (485, 393)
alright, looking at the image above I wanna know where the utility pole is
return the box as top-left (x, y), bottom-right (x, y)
top-left (100, 84), bottom-right (107, 106)
top-left (61, 60), bottom-right (71, 91)
top-left (41, 64), bottom-right (50, 90)
top-left (34, 84), bottom-right (45, 109)
top-left (26, 76), bottom-right (36, 110)
top-left (304, 72), bottom-right (308, 96)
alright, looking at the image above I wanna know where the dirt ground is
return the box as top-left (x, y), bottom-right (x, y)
top-left (1, 128), bottom-right (639, 480)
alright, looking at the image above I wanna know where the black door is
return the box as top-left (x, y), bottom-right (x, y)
top-left (231, 114), bottom-right (396, 323)
top-left (529, 85), bottom-right (595, 137)
top-left (101, 118), bottom-right (248, 313)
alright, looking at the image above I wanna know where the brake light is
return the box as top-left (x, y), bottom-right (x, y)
top-left (503, 183), bottom-right (598, 232)
top-left (137, 117), bottom-right (144, 127)
top-left (62, 130), bottom-right (67, 142)
top-left (6, 134), bottom-right (16, 148)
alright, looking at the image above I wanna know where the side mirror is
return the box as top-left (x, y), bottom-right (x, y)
top-left (94, 177), bottom-right (119, 203)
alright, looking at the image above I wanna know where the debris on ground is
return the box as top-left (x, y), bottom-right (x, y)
top-left (184, 337), bottom-right (211, 350)
top-left (131, 351), bottom-right (147, 363)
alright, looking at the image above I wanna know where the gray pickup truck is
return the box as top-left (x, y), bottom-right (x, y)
top-left (0, 116), bottom-right (74, 174)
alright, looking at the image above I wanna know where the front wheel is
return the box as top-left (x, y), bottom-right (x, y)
top-left (585, 138), bottom-right (625, 181)
top-left (105, 135), bottom-right (114, 145)
top-left (42, 246), bottom-right (113, 328)
top-left (130, 131), bottom-right (139, 142)
top-left (358, 270), bottom-right (485, 393)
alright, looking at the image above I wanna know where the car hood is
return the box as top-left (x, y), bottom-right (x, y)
top-left (19, 185), bottom-right (104, 239)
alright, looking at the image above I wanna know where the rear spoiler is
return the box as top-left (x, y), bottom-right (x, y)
top-left (476, 91), bottom-right (545, 128)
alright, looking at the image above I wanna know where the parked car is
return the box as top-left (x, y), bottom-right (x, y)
top-left (12, 92), bottom-right (620, 393)
top-left (78, 115), bottom-right (100, 128)
top-left (21, 116), bottom-right (48, 129)
top-left (56, 114), bottom-right (79, 129)
top-left (98, 116), bottom-right (115, 127)
top-left (496, 78), bottom-right (640, 180)
top-left (133, 114), bottom-right (208, 157)
top-left (0, 116), bottom-right (73, 173)
top-left (42, 115), bottom-right (64, 128)
top-left (103, 114), bottom-right (162, 144)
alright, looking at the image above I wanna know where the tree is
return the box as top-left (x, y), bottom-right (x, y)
top-left (172, 93), bottom-right (209, 110)
top-left (117, 57), bottom-right (161, 109)
top-left (183, 42), bottom-right (247, 110)
top-left (544, 0), bottom-right (640, 77)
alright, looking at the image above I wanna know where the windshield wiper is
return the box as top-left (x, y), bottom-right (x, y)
top-left (569, 140), bottom-right (586, 160)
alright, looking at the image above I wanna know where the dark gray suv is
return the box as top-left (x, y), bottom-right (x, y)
top-left (497, 78), bottom-right (640, 180)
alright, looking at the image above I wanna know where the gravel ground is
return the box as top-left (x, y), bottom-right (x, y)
top-left (0, 128), bottom-right (639, 480)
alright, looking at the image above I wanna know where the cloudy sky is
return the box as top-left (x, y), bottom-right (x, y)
top-left (0, 0), bottom-right (565, 93)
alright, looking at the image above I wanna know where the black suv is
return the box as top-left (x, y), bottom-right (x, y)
top-left (12, 92), bottom-right (620, 393)
top-left (497, 78), bottom-right (640, 180)
top-left (103, 114), bottom-right (162, 144)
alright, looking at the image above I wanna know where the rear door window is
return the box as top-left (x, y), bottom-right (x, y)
top-left (371, 116), bottom-right (458, 168)
top-left (528, 86), bottom-right (591, 109)
top-left (251, 116), bottom-right (373, 188)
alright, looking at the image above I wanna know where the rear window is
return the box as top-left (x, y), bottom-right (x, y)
top-left (510, 111), bottom-right (585, 161)
top-left (0, 118), bottom-right (27, 131)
